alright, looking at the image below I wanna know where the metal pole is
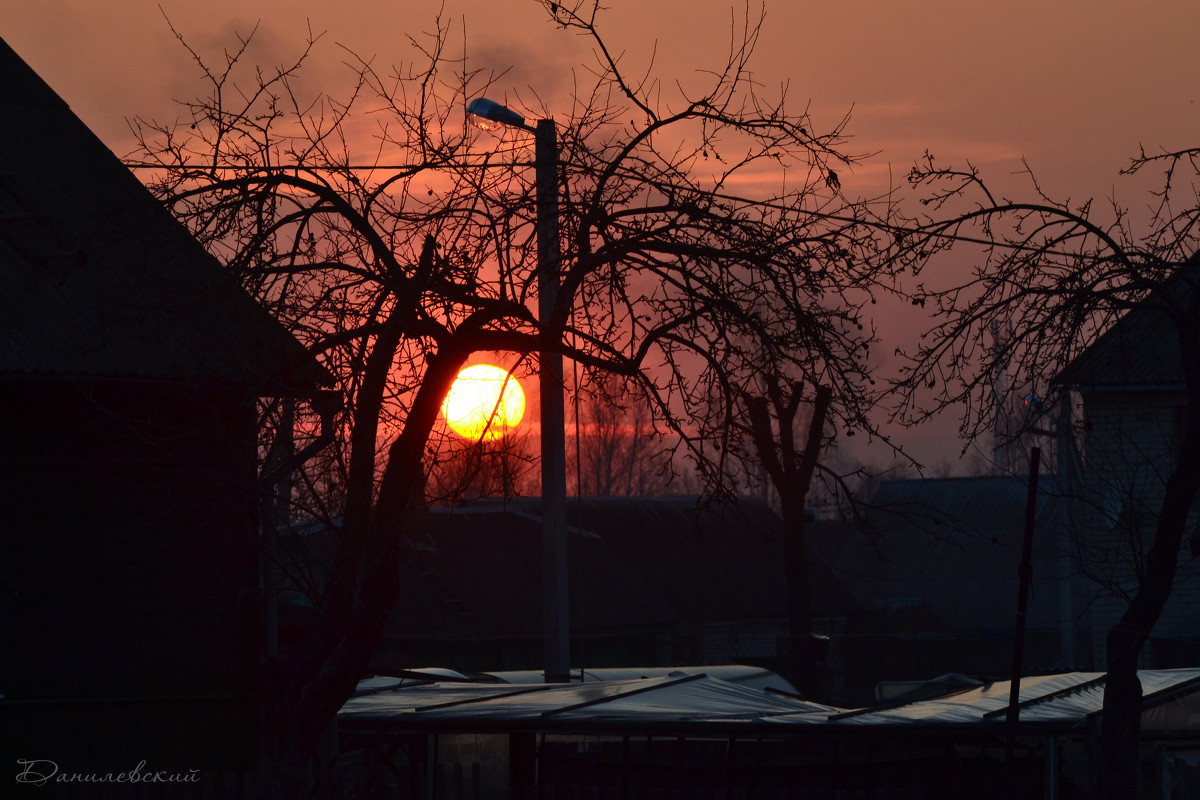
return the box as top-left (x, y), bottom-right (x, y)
top-left (536, 117), bottom-right (570, 683)
top-left (1007, 446), bottom-right (1041, 759)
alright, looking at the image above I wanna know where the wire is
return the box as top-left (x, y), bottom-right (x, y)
top-left (571, 330), bottom-right (586, 673)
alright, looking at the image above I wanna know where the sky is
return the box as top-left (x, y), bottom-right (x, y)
top-left (3, 0), bottom-right (1198, 469)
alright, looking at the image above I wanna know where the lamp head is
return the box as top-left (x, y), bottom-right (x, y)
top-left (467, 97), bottom-right (529, 131)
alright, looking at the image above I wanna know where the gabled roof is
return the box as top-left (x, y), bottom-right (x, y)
top-left (0, 36), bottom-right (329, 392)
top-left (1055, 259), bottom-right (1200, 391)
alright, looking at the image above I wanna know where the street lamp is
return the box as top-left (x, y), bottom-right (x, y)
top-left (468, 97), bottom-right (571, 684)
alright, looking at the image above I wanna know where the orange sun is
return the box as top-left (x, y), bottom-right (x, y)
top-left (440, 364), bottom-right (526, 441)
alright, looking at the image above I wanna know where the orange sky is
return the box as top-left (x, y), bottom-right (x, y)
top-left (5, 0), bottom-right (1196, 199)
top-left (4, 0), bottom-right (1198, 469)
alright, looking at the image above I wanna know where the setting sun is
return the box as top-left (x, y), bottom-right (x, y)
top-left (440, 364), bottom-right (526, 441)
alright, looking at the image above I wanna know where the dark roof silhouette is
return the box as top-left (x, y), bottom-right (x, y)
top-left (0, 36), bottom-right (329, 392)
top-left (393, 498), bottom-right (779, 637)
top-left (1055, 256), bottom-right (1200, 390)
top-left (812, 476), bottom-right (1069, 634)
top-left (358, 497), bottom-right (860, 641)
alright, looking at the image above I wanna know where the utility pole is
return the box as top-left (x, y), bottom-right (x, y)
top-left (536, 117), bottom-right (571, 684)
top-left (467, 97), bottom-right (571, 683)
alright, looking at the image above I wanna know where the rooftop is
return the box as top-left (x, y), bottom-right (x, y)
top-left (0, 35), bottom-right (329, 393)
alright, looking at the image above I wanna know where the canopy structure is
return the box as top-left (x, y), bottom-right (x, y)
top-left (820, 669), bottom-right (1200, 730)
top-left (341, 667), bottom-right (1200, 737)
top-left (342, 672), bottom-right (836, 734)
top-left (473, 665), bottom-right (798, 694)
top-left (338, 668), bottom-right (1200, 799)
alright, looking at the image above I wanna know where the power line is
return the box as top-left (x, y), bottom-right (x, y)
top-left (120, 160), bottom-right (1151, 262)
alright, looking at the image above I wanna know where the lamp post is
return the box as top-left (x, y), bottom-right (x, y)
top-left (468, 98), bottom-right (571, 683)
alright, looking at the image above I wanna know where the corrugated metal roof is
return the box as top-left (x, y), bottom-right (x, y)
top-left (479, 665), bottom-right (798, 694)
top-left (339, 668), bottom-right (1200, 734)
top-left (808, 669), bottom-right (1200, 728)
top-left (340, 672), bottom-right (838, 730)
top-left (0, 36), bottom-right (329, 392)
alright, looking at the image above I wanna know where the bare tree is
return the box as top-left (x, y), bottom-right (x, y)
top-left (131, 1), bottom-right (902, 788)
top-left (740, 375), bottom-right (832, 693)
top-left (568, 372), bottom-right (675, 496)
top-left (893, 148), bottom-right (1200, 799)
top-left (427, 426), bottom-right (537, 502)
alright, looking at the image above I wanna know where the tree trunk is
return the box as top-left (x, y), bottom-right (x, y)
top-left (1100, 624), bottom-right (1145, 800)
top-left (744, 382), bottom-right (831, 698)
top-left (1097, 410), bottom-right (1200, 799)
top-left (255, 441), bottom-right (424, 794)
top-left (257, 541), bottom-right (404, 794)
top-left (254, 327), bottom-right (468, 795)
top-left (782, 494), bottom-right (816, 695)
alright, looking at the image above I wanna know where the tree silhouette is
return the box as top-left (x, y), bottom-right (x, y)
top-left (131, 1), bottom-right (903, 788)
top-left (427, 425), bottom-right (537, 502)
top-left (740, 376), bottom-right (832, 694)
top-left (568, 372), bottom-right (678, 496)
top-left (894, 147), bottom-right (1200, 799)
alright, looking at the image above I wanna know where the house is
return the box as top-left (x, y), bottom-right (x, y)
top-left (0, 35), bottom-right (329, 772)
top-left (1053, 263), bottom-right (1200, 669)
top-left (796, 266), bottom-right (1200, 694)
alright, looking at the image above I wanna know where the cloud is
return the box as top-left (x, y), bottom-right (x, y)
top-left (849, 97), bottom-right (932, 121)
top-left (467, 35), bottom-right (579, 114)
